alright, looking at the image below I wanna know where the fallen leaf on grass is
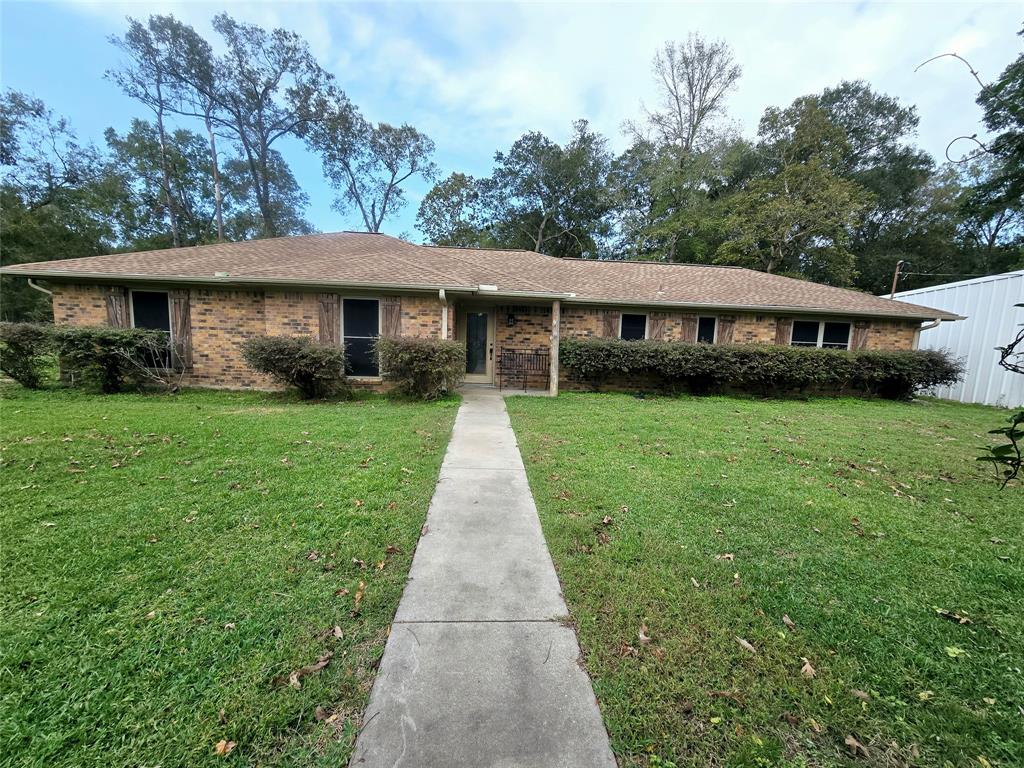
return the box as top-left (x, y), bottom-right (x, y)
top-left (375, 560), bottom-right (386, 571)
top-left (780, 712), bottom-right (800, 727)
top-left (287, 651), bottom-right (334, 689)
top-left (977, 757), bottom-right (993, 768)
top-left (214, 739), bottom-right (236, 756)
top-left (844, 734), bottom-right (869, 758)
top-left (735, 637), bottom-right (757, 654)
top-left (935, 607), bottom-right (972, 625)
top-left (223, 622), bottom-right (236, 631)
top-left (306, 550), bottom-right (320, 562)
top-left (782, 614), bottom-right (796, 632)
top-left (218, 708), bottom-right (227, 725)
top-left (600, 516), bottom-right (613, 526)
top-left (917, 690), bottom-right (934, 701)
top-left (800, 657), bottom-right (816, 678)
top-left (945, 646), bottom-right (968, 658)
top-left (385, 544), bottom-right (402, 556)
top-left (851, 689), bottom-right (870, 702)
top-left (638, 624), bottom-right (653, 645)
top-left (333, 588), bottom-right (349, 597)
top-left (690, 577), bottom-right (701, 589)
top-left (983, 697), bottom-right (996, 705)
top-left (710, 690), bottom-right (745, 707)
top-left (715, 553), bottom-right (735, 561)
top-left (352, 581), bottom-right (365, 615)
top-left (352, 558), bottom-right (366, 569)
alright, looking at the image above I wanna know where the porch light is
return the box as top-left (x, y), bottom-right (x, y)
top-left (507, 314), bottom-right (516, 327)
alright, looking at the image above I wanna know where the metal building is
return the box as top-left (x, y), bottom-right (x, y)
top-left (891, 270), bottom-right (1023, 408)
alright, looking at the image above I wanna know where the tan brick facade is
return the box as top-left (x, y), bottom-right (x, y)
top-left (52, 284), bottom-right (110, 326)
top-left (49, 284), bottom-right (922, 392)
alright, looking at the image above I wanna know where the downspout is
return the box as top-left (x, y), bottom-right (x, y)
top-left (914, 319), bottom-right (941, 350)
top-left (27, 278), bottom-right (53, 296)
top-left (439, 288), bottom-right (448, 340)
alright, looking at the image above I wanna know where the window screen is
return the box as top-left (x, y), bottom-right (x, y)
top-left (620, 313), bottom-right (647, 341)
top-left (343, 299), bottom-right (379, 376)
top-left (697, 316), bottom-right (716, 344)
top-left (131, 291), bottom-right (170, 332)
top-left (822, 322), bottom-right (851, 349)
top-left (790, 320), bottom-right (819, 347)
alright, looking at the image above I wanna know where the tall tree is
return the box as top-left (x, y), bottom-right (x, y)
top-left (220, 151), bottom-right (312, 240)
top-left (309, 103), bottom-right (437, 232)
top-left (637, 35), bottom-right (742, 154)
top-left (206, 13), bottom-right (335, 237)
top-left (107, 17), bottom-right (185, 246)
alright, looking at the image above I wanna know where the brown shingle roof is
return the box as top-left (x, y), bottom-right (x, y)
top-left (1, 231), bottom-right (960, 321)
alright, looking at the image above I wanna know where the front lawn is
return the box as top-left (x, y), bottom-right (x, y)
top-left (506, 394), bottom-right (1023, 768)
top-left (0, 387), bottom-right (457, 767)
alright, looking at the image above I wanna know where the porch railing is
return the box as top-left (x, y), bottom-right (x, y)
top-left (497, 347), bottom-right (550, 391)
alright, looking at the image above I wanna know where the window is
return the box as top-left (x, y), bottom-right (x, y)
top-left (790, 319), bottom-right (851, 350)
top-left (343, 298), bottom-right (380, 376)
top-left (620, 313), bottom-right (647, 341)
top-left (697, 316), bottom-right (716, 344)
top-left (130, 290), bottom-right (171, 367)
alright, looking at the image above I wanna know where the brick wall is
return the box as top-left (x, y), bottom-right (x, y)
top-left (52, 284), bottom-right (110, 325)
top-left (401, 295), bottom-right (445, 338)
top-left (265, 291), bottom-right (319, 338)
top-left (495, 305), bottom-right (553, 389)
top-left (188, 289), bottom-right (273, 389)
top-left (863, 319), bottom-right (918, 351)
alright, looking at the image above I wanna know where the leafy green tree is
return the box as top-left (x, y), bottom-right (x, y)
top-left (220, 152), bottom-right (312, 240)
top-left (484, 120), bottom-right (613, 257)
top-left (104, 119), bottom-right (232, 249)
top-left (973, 27), bottom-right (1024, 216)
top-left (0, 92), bottom-right (114, 320)
top-left (415, 172), bottom-right (488, 247)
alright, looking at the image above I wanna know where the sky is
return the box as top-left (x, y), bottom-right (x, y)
top-left (1, 1), bottom-right (1021, 242)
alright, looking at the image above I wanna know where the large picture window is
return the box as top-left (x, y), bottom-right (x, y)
top-left (619, 313), bottom-right (647, 341)
top-left (790, 319), bottom-right (851, 350)
top-left (343, 298), bottom-right (380, 376)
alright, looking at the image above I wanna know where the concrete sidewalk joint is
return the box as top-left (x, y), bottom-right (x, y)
top-left (350, 386), bottom-right (616, 768)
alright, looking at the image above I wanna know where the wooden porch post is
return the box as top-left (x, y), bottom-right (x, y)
top-left (549, 299), bottom-right (560, 396)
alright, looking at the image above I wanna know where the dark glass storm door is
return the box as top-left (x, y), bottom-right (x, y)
top-left (466, 312), bottom-right (489, 375)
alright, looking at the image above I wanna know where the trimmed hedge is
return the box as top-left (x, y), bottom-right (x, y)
top-left (0, 321), bottom-right (54, 389)
top-left (560, 338), bottom-right (963, 400)
top-left (241, 335), bottom-right (348, 399)
top-left (54, 326), bottom-right (172, 393)
top-left (377, 337), bottom-right (466, 400)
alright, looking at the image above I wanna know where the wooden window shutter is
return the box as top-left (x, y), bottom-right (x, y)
top-left (774, 317), bottom-right (793, 346)
top-left (318, 294), bottom-right (340, 346)
top-left (381, 297), bottom-right (402, 338)
top-left (851, 320), bottom-right (871, 350)
top-left (105, 287), bottom-right (129, 328)
top-left (602, 310), bottom-right (620, 337)
top-left (716, 315), bottom-right (736, 344)
top-left (680, 314), bottom-right (698, 343)
top-left (648, 312), bottom-right (667, 341)
top-left (170, 289), bottom-right (193, 371)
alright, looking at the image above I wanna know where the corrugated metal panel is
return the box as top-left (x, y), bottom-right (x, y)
top-left (891, 271), bottom-right (1024, 408)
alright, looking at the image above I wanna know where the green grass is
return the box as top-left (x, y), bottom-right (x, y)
top-left (506, 393), bottom-right (1023, 768)
top-left (0, 386), bottom-right (457, 767)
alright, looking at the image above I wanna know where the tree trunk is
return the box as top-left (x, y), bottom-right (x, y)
top-left (205, 109), bottom-right (224, 242)
top-left (155, 83), bottom-right (180, 248)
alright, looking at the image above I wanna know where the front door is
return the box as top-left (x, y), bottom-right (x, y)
top-left (463, 310), bottom-right (494, 383)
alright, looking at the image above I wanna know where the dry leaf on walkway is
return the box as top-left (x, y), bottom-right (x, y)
top-left (844, 734), bottom-right (869, 758)
top-left (287, 651), bottom-right (334, 689)
top-left (214, 739), bottom-right (236, 756)
top-left (800, 657), bottom-right (816, 678)
top-left (782, 614), bottom-right (796, 631)
top-left (735, 637), bottom-right (757, 654)
top-left (638, 624), bottom-right (652, 645)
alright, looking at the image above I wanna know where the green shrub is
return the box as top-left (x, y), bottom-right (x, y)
top-left (54, 326), bottom-right (171, 393)
top-left (0, 322), bottom-right (54, 389)
top-left (241, 335), bottom-right (348, 399)
top-left (376, 337), bottom-right (466, 400)
top-left (560, 338), bottom-right (962, 400)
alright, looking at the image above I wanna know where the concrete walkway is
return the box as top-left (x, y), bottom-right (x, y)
top-left (350, 387), bottom-right (616, 768)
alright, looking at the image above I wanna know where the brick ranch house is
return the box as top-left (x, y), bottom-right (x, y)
top-left (2, 232), bottom-right (960, 394)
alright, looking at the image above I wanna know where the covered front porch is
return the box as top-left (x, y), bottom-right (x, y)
top-left (444, 297), bottom-right (563, 395)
